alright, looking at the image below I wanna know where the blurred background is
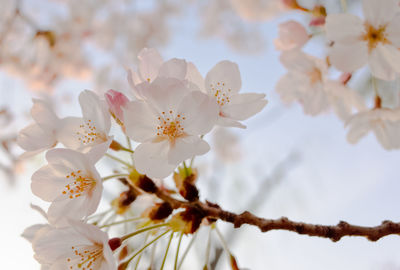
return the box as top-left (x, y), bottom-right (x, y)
top-left (0, 0), bottom-right (399, 269)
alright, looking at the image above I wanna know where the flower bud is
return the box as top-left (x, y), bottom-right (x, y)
top-left (274, 20), bottom-right (309, 51)
top-left (108, 237), bottom-right (122, 251)
top-left (105, 89), bottom-right (129, 126)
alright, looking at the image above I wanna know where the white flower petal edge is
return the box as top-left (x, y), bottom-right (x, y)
top-left (204, 60), bottom-right (268, 128)
top-left (33, 221), bottom-right (116, 270)
top-left (124, 77), bottom-right (218, 178)
top-left (31, 148), bottom-right (104, 225)
top-left (58, 90), bottom-right (112, 152)
top-left (346, 108), bottom-right (400, 150)
top-left (17, 99), bottom-right (60, 158)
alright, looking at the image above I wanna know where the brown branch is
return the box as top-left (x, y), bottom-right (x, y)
top-left (151, 185), bottom-right (400, 242)
top-left (125, 176), bottom-right (400, 242)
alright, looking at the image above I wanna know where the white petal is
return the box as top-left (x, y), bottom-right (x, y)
top-left (186, 62), bottom-right (205, 92)
top-left (346, 113), bottom-right (370, 144)
top-left (362, 0), bottom-right (398, 27)
top-left (22, 224), bottom-right (49, 243)
top-left (127, 68), bottom-right (143, 99)
top-left (133, 141), bottom-right (176, 178)
top-left (31, 165), bottom-right (69, 202)
top-left (140, 77), bottom-right (191, 114)
top-left (47, 195), bottom-right (91, 225)
top-left (280, 50), bottom-right (319, 73)
top-left (31, 99), bottom-right (60, 131)
top-left (386, 14), bottom-right (400, 47)
top-left (17, 123), bottom-right (56, 153)
top-left (79, 90), bottom-right (111, 134)
top-left (329, 42), bottom-right (368, 72)
top-left (177, 91), bottom-right (218, 135)
top-left (158, 58), bottom-right (187, 80)
top-left (221, 93), bottom-right (267, 121)
top-left (216, 117), bottom-right (246, 129)
top-left (325, 14), bottom-right (364, 43)
top-left (56, 117), bottom-right (85, 150)
top-left (368, 44), bottom-right (398, 80)
top-left (124, 100), bottom-right (159, 142)
top-left (168, 136), bottom-right (210, 164)
top-left (138, 48), bottom-right (163, 82)
top-left (205, 60), bottom-right (242, 95)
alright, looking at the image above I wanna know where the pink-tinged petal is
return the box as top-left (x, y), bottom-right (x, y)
top-left (329, 42), bottom-right (368, 73)
top-left (274, 20), bottom-right (309, 51)
top-left (362, 0), bottom-right (398, 27)
top-left (177, 91), bottom-right (218, 135)
top-left (221, 93), bottom-right (267, 121)
top-left (158, 58), bottom-right (187, 80)
top-left (140, 77), bottom-right (191, 114)
top-left (346, 112), bottom-right (370, 144)
top-left (186, 62), bottom-right (205, 92)
top-left (45, 148), bottom-right (88, 173)
top-left (22, 224), bottom-right (49, 243)
top-left (79, 90), bottom-right (111, 134)
top-left (325, 14), bottom-right (364, 43)
top-left (105, 89), bottom-right (129, 122)
top-left (368, 44), bottom-right (398, 80)
top-left (124, 100), bottom-right (159, 142)
top-left (47, 195), bottom-right (89, 225)
top-left (138, 48), bottom-right (163, 82)
top-left (279, 50), bottom-right (317, 73)
top-left (31, 165), bottom-right (68, 202)
top-left (216, 117), bottom-right (246, 129)
top-left (31, 99), bottom-right (59, 131)
top-left (133, 141), bottom-right (176, 179)
top-left (56, 117), bottom-right (85, 150)
top-left (205, 60), bottom-right (242, 95)
top-left (386, 14), bottom-right (400, 47)
top-left (17, 123), bottom-right (56, 153)
top-left (168, 136), bottom-right (210, 164)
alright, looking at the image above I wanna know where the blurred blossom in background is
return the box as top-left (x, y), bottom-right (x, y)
top-left (1, 0), bottom-right (400, 269)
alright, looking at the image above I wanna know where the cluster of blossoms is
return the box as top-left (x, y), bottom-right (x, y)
top-left (20, 48), bottom-right (267, 269)
top-left (274, 0), bottom-right (400, 150)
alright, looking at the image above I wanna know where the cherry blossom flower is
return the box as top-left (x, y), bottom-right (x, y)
top-left (33, 221), bottom-right (116, 270)
top-left (31, 148), bottom-right (104, 225)
top-left (124, 77), bottom-right (218, 178)
top-left (276, 50), bottom-right (365, 120)
top-left (17, 98), bottom-right (61, 158)
top-left (203, 60), bottom-right (267, 128)
top-left (105, 89), bottom-right (129, 127)
top-left (127, 48), bottom-right (188, 99)
top-left (346, 108), bottom-right (400, 150)
top-left (326, 0), bottom-right (400, 80)
top-left (58, 90), bottom-right (112, 152)
top-left (274, 20), bottom-right (309, 51)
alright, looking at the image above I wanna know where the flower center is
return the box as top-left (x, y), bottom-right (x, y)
top-left (362, 23), bottom-right (390, 52)
top-left (77, 119), bottom-right (106, 145)
top-left (63, 170), bottom-right (96, 199)
top-left (210, 82), bottom-right (231, 106)
top-left (156, 110), bottom-right (185, 142)
top-left (67, 244), bottom-right (103, 270)
top-left (308, 67), bottom-right (322, 85)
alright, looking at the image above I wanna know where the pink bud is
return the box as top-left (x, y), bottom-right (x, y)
top-left (309, 17), bottom-right (326, 26)
top-left (105, 89), bottom-right (129, 124)
top-left (274, 20), bottom-right (309, 51)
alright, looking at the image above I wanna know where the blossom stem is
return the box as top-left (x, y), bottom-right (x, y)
top-left (105, 153), bottom-right (133, 168)
top-left (204, 227), bottom-right (212, 269)
top-left (121, 230), bottom-right (170, 268)
top-left (121, 223), bottom-right (170, 241)
top-left (134, 232), bottom-right (150, 270)
top-left (340, 0), bottom-right (347, 12)
top-left (102, 173), bottom-right (129, 181)
top-left (177, 232), bottom-right (198, 269)
top-left (125, 135), bottom-right (135, 164)
top-left (160, 231), bottom-right (174, 270)
top-left (215, 226), bottom-right (231, 255)
top-left (100, 217), bottom-right (143, 228)
top-left (174, 232), bottom-right (184, 270)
